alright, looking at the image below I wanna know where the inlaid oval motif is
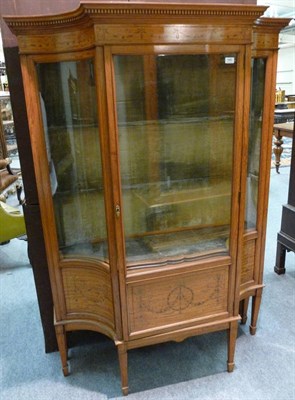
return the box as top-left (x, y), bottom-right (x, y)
top-left (167, 285), bottom-right (194, 312)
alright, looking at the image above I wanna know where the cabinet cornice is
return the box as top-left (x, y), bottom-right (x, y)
top-left (4, 2), bottom-right (267, 35)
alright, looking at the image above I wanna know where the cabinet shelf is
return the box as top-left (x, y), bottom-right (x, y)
top-left (125, 225), bottom-right (229, 267)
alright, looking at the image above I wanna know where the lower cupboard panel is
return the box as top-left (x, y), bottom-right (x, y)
top-left (241, 237), bottom-right (256, 285)
top-left (127, 265), bottom-right (229, 335)
top-left (61, 264), bottom-right (115, 330)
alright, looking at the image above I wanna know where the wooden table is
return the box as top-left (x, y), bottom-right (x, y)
top-left (274, 108), bottom-right (295, 123)
top-left (273, 122), bottom-right (294, 173)
top-left (275, 101), bottom-right (295, 109)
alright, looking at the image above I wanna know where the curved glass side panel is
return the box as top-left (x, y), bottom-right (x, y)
top-left (114, 54), bottom-right (237, 265)
top-left (245, 58), bottom-right (266, 230)
top-left (37, 59), bottom-right (108, 260)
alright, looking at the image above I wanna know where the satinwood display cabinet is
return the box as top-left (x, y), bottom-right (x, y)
top-left (4, 2), bottom-right (289, 395)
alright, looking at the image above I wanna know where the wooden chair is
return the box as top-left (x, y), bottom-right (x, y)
top-left (0, 114), bottom-right (25, 244)
top-left (0, 158), bottom-right (22, 202)
top-left (0, 201), bottom-right (26, 244)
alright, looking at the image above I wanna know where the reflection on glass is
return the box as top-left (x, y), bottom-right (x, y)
top-left (114, 54), bottom-right (237, 265)
top-left (246, 58), bottom-right (266, 230)
top-left (37, 59), bottom-right (108, 260)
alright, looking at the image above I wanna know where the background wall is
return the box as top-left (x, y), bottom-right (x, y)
top-left (277, 35), bottom-right (295, 95)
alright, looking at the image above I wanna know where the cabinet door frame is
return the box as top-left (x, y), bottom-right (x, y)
top-left (20, 49), bottom-right (123, 339)
top-left (105, 44), bottom-right (250, 316)
top-left (240, 49), bottom-right (279, 296)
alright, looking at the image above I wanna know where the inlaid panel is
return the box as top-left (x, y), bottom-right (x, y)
top-left (241, 238), bottom-right (256, 285)
top-left (18, 28), bottom-right (95, 54)
top-left (127, 265), bottom-right (229, 335)
top-left (62, 264), bottom-right (115, 328)
top-left (95, 25), bottom-right (251, 45)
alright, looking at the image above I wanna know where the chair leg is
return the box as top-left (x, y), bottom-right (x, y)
top-left (16, 184), bottom-right (23, 205)
top-left (274, 242), bottom-right (286, 275)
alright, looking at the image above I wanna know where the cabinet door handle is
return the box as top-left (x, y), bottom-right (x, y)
top-left (115, 204), bottom-right (121, 218)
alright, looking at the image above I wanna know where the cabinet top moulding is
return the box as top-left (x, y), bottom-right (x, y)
top-left (3, 2), bottom-right (268, 55)
top-left (4, 2), bottom-right (267, 34)
top-left (253, 17), bottom-right (292, 50)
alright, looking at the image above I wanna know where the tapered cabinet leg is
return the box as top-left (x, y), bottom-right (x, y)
top-left (55, 324), bottom-right (69, 376)
top-left (239, 297), bottom-right (250, 325)
top-left (227, 321), bottom-right (238, 373)
top-left (250, 288), bottom-right (263, 335)
top-left (274, 242), bottom-right (286, 275)
top-left (117, 343), bottom-right (128, 395)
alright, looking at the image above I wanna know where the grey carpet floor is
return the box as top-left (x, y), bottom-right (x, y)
top-left (0, 167), bottom-right (294, 400)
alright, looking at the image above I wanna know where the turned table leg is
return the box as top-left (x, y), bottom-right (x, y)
top-left (273, 130), bottom-right (283, 174)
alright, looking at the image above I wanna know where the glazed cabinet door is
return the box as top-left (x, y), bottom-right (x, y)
top-left (240, 51), bottom-right (277, 333)
top-left (36, 58), bottom-right (108, 258)
top-left (245, 57), bottom-right (267, 232)
top-left (242, 57), bottom-right (268, 291)
top-left (107, 46), bottom-right (246, 339)
top-left (22, 52), bottom-right (119, 341)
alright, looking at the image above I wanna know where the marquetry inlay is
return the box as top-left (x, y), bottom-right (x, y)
top-left (94, 24), bottom-right (251, 45)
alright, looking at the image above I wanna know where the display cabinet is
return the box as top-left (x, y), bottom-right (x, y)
top-left (4, 2), bottom-right (288, 395)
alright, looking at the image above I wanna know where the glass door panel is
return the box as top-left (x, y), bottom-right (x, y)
top-left (245, 58), bottom-right (266, 230)
top-left (114, 54), bottom-right (237, 265)
top-left (37, 59), bottom-right (108, 260)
